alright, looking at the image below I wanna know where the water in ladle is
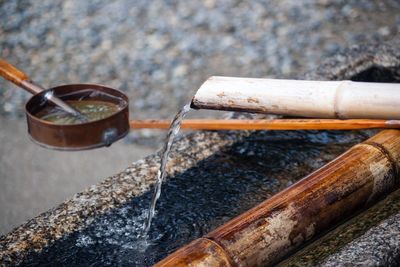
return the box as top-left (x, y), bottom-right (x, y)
top-left (37, 100), bottom-right (120, 124)
top-left (35, 89), bottom-right (125, 124)
top-left (142, 103), bottom-right (192, 236)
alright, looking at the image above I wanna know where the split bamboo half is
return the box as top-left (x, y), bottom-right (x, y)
top-left (191, 76), bottom-right (400, 119)
top-left (155, 129), bottom-right (400, 267)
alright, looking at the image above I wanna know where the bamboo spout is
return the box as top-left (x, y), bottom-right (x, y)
top-left (191, 76), bottom-right (400, 119)
top-left (155, 130), bottom-right (400, 267)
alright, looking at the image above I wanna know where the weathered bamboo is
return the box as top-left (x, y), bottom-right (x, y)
top-left (191, 76), bottom-right (400, 119)
top-left (130, 119), bottom-right (400, 130)
top-left (155, 129), bottom-right (400, 267)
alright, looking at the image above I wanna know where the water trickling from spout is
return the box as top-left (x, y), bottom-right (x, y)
top-left (142, 103), bottom-right (192, 236)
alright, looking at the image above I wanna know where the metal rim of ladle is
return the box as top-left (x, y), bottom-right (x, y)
top-left (25, 84), bottom-right (130, 151)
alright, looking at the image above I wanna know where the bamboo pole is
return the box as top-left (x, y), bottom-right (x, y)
top-left (154, 129), bottom-right (400, 267)
top-left (130, 119), bottom-right (400, 130)
top-left (191, 76), bottom-right (400, 119)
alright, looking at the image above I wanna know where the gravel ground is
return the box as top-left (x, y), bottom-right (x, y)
top-left (0, 0), bottom-right (399, 234)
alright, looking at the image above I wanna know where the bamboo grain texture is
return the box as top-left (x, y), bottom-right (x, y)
top-left (0, 58), bottom-right (29, 86)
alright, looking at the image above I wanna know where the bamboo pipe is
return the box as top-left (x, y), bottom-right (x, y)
top-left (155, 129), bottom-right (400, 267)
top-left (129, 119), bottom-right (400, 130)
top-left (191, 76), bottom-right (400, 119)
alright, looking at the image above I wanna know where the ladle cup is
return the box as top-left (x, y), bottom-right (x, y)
top-left (0, 59), bottom-right (129, 151)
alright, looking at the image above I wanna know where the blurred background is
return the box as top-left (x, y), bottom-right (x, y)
top-left (0, 0), bottom-right (399, 235)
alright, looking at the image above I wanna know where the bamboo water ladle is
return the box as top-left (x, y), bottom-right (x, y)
top-left (0, 59), bottom-right (130, 150)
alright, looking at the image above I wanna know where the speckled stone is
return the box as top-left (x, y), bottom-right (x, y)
top-left (320, 207), bottom-right (400, 266)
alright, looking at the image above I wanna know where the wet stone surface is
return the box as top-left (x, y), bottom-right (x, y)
top-left (19, 130), bottom-right (369, 266)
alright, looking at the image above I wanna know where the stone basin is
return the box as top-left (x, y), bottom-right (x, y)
top-left (1, 38), bottom-right (400, 266)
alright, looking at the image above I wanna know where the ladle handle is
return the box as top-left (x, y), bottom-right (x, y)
top-left (129, 119), bottom-right (400, 130)
top-left (0, 58), bottom-right (43, 94)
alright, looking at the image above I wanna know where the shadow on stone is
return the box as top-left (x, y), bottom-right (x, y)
top-left (351, 66), bottom-right (400, 83)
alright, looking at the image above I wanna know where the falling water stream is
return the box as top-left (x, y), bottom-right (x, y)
top-left (142, 103), bottom-right (192, 236)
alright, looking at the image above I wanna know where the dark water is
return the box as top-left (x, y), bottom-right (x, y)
top-left (20, 129), bottom-right (371, 266)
